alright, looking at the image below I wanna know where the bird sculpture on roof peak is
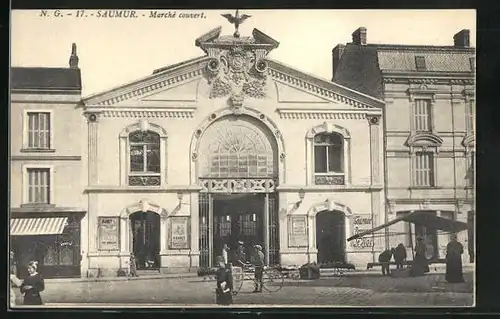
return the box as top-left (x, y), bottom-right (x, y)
top-left (221, 9), bottom-right (251, 38)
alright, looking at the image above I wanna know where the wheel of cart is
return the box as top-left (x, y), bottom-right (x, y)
top-left (233, 265), bottom-right (284, 295)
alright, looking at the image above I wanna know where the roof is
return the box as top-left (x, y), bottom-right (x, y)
top-left (347, 210), bottom-right (469, 242)
top-left (11, 67), bottom-right (82, 92)
top-left (333, 43), bottom-right (476, 99)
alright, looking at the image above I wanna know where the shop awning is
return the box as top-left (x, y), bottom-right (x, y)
top-left (347, 211), bottom-right (469, 242)
top-left (10, 217), bottom-right (68, 236)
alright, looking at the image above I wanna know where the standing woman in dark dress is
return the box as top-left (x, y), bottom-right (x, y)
top-left (445, 235), bottom-right (465, 283)
top-left (20, 261), bottom-right (45, 305)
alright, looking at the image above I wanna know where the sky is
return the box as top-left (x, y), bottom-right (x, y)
top-left (11, 9), bottom-right (476, 97)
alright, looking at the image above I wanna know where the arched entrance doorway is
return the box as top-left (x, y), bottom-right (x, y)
top-left (130, 211), bottom-right (161, 269)
top-left (316, 210), bottom-right (346, 264)
top-left (194, 113), bottom-right (282, 268)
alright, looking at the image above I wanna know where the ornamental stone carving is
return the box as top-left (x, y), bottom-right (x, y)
top-left (196, 26), bottom-right (278, 108)
top-left (206, 47), bottom-right (268, 103)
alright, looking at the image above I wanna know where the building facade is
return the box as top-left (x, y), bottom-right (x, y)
top-left (80, 26), bottom-right (385, 276)
top-left (332, 28), bottom-right (475, 263)
top-left (10, 44), bottom-right (87, 279)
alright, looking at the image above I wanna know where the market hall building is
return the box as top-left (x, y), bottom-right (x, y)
top-left (80, 25), bottom-right (385, 276)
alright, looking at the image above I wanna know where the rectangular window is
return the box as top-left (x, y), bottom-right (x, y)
top-left (467, 100), bottom-right (475, 132)
top-left (415, 56), bottom-right (427, 71)
top-left (27, 168), bottom-right (50, 204)
top-left (27, 112), bottom-right (51, 149)
top-left (413, 99), bottom-right (432, 132)
top-left (413, 152), bottom-right (435, 187)
top-left (314, 145), bottom-right (328, 173)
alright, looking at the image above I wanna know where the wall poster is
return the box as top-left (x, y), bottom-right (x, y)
top-left (169, 216), bottom-right (190, 249)
top-left (350, 215), bottom-right (375, 249)
top-left (288, 215), bottom-right (308, 248)
top-left (98, 217), bottom-right (119, 251)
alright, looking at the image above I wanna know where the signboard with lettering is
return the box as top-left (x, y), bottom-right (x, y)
top-left (288, 215), bottom-right (308, 248)
top-left (98, 217), bottom-right (119, 251)
top-left (350, 215), bottom-right (375, 249)
top-left (169, 216), bottom-right (190, 249)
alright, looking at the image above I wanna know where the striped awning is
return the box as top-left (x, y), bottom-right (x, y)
top-left (10, 217), bottom-right (68, 236)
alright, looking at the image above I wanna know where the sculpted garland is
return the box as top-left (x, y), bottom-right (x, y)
top-left (206, 46), bottom-right (269, 113)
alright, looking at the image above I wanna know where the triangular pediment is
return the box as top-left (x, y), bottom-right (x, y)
top-left (141, 79), bottom-right (199, 102)
top-left (275, 82), bottom-right (331, 103)
top-left (82, 56), bottom-right (384, 110)
top-left (82, 56), bottom-right (209, 107)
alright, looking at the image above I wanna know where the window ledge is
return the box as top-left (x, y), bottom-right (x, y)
top-left (20, 203), bottom-right (55, 208)
top-left (20, 148), bottom-right (56, 153)
top-left (465, 186), bottom-right (474, 190)
top-left (408, 186), bottom-right (442, 190)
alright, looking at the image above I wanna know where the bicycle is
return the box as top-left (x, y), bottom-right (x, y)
top-left (232, 264), bottom-right (284, 295)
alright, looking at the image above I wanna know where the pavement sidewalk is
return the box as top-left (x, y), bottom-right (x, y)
top-left (43, 264), bottom-right (475, 284)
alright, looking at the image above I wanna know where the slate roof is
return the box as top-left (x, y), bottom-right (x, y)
top-left (11, 67), bottom-right (82, 91)
top-left (332, 43), bottom-right (476, 100)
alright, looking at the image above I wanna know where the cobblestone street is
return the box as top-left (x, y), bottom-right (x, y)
top-left (12, 270), bottom-right (474, 308)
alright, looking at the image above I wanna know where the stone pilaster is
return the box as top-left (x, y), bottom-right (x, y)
top-left (367, 115), bottom-right (381, 185)
top-left (368, 115), bottom-right (384, 252)
top-left (160, 211), bottom-right (168, 254)
top-left (85, 112), bottom-right (100, 185)
top-left (88, 193), bottom-right (98, 253)
top-left (189, 193), bottom-right (200, 269)
top-left (264, 193), bottom-right (270, 265)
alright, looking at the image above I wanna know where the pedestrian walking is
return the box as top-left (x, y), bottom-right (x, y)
top-left (215, 256), bottom-right (233, 305)
top-left (411, 236), bottom-right (429, 276)
top-left (129, 253), bottom-right (139, 277)
top-left (232, 241), bottom-right (247, 267)
top-left (222, 243), bottom-right (230, 267)
top-left (394, 243), bottom-right (407, 270)
top-left (10, 250), bottom-right (22, 307)
top-left (445, 234), bottom-right (465, 283)
top-left (378, 248), bottom-right (394, 276)
top-left (251, 244), bottom-right (265, 293)
top-left (20, 261), bottom-right (44, 305)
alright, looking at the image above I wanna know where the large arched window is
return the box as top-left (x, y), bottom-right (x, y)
top-left (314, 133), bottom-right (344, 184)
top-left (128, 130), bottom-right (161, 185)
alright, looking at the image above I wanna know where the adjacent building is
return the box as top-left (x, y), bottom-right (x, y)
top-left (10, 44), bottom-right (87, 278)
top-left (332, 28), bottom-right (475, 263)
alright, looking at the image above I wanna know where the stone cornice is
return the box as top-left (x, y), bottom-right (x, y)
top-left (277, 108), bottom-right (380, 120)
top-left (276, 185), bottom-right (383, 192)
top-left (96, 107), bottom-right (196, 118)
top-left (267, 59), bottom-right (384, 109)
top-left (82, 57), bottom-right (209, 106)
top-left (84, 185), bottom-right (202, 193)
top-left (383, 74), bottom-right (475, 85)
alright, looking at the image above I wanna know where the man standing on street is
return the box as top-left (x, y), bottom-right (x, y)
top-left (251, 245), bottom-right (265, 293)
top-left (378, 248), bottom-right (394, 276)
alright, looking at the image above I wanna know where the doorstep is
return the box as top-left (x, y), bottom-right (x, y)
top-left (44, 273), bottom-right (198, 284)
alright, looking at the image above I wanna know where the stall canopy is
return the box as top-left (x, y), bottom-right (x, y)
top-left (347, 210), bottom-right (468, 242)
top-left (10, 217), bottom-right (68, 236)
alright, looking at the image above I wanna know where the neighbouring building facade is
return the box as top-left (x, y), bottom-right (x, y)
top-left (10, 44), bottom-right (87, 279)
top-left (333, 28), bottom-right (475, 263)
top-left (79, 25), bottom-right (385, 276)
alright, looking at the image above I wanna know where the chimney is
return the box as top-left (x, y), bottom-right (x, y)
top-left (332, 44), bottom-right (346, 79)
top-left (69, 43), bottom-right (79, 69)
top-left (352, 27), bottom-right (367, 45)
top-left (454, 29), bottom-right (470, 47)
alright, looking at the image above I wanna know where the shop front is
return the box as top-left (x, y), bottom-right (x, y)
top-left (10, 212), bottom-right (85, 279)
